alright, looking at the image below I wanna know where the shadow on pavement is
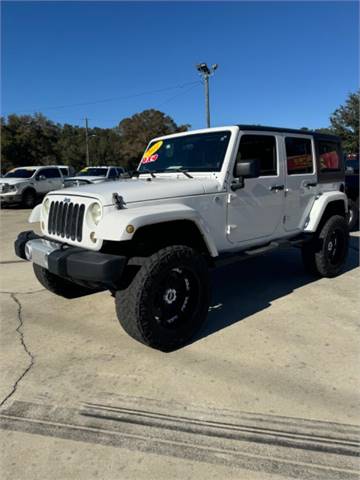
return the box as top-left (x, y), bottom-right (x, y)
top-left (194, 243), bottom-right (359, 344)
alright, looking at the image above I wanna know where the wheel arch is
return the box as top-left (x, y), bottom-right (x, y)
top-left (304, 192), bottom-right (348, 233)
top-left (97, 204), bottom-right (218, 257)
top-left (131, 219), bottom-right (216, 257)
top-left (22, 186), bottom-right (37, 198)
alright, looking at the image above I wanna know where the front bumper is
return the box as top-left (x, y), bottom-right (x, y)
top-left (15, 230), bottom-right (127, 289)
top-left (0, 193), bottom-right (22, 204)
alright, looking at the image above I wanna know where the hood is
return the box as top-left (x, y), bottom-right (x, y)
top-left (48, 176), bottom-right (222, 205)
top-left (0, 178), bottom-right (31, 186)
top-left (67, 176), bottom-right (106, 183)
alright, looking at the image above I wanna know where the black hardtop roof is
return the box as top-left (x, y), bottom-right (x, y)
top-left (237, 124), bottom-right (341, 141)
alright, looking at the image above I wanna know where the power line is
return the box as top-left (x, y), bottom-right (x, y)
top-left (158, 82), bottom-right (202, 108)
top-left (4, 80), bottom-right (200, 115)
top-left (75, 83), bottom-right (202, 126)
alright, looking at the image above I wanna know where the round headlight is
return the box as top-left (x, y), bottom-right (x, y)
top-left (42, 198), bottom-right (51, 216)
top-left (89, 202), bottom-right (102, 225)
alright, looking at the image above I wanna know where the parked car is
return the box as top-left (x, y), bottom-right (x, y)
top-left (67, 166), bottom-right (125, 184)
top-left (345, 154), bottom-right (359, 230)
top-left (63, 178), bottom-right (93, 188)
top-left (0, 166), bottom-right (64, 208)
top-left (56, 165), bottom-right (76, 177)
top-left (15, 125), bottom-right (349, 350)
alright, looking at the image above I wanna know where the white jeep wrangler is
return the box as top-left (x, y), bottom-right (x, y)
top-left (15, 126), bottom-right (349, 351)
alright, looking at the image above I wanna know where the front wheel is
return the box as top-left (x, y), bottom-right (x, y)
top-left (22, 189), bottom-right (37, 208)
top-left (302, 215), bottom-right (349, 278)
top-left (115, 246), bottom-right (210, 351)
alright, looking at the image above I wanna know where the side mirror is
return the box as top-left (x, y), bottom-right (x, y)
top-left (232, 159), bottom-right (260, 191)
top-left (235, 159), bottom-right (260, 179)
top-left (37, 175), bottom-right (46, 181)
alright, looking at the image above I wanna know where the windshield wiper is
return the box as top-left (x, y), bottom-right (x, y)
top-left (166, 168), bottom-right (193, 178)
top-left (132, 168), bottom-right (156, 178)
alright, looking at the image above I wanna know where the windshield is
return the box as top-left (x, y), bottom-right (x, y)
top-left (5, 168), bottom-right (36, 178)
top-left (77, 168), bottom-right (108, 177)
top-left (138, 131), bottom-right (231, 173)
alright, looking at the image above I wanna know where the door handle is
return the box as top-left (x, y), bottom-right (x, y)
top-left (304, 182), bottom-right (317, 188)
top-left (270, 185), bottom-right (285, 191)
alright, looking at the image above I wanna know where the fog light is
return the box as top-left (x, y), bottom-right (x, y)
top-left (90, 231), bottom-right (97, 243)
top-left (25, 243), bottom-right (32, 260)
top-left (126, 224), bottom-right (135, 234)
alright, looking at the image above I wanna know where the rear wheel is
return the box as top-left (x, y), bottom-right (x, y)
top-left (22, 189), bottom-right (37, 208)
top-left (302, 215), bottom-right (349, 277)
top-left (33, 264), bottom-right (94, 298)
top-left (115, 245), bottom-right (210, 351)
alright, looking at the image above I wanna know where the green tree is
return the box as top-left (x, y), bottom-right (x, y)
top-left (329, 90), bottom-right (359, 153)
top-left (1, 113), bottom-right (60, 171)
top-left (54, 124), bottom-right (86, 172)
top-left (88, 127), bottom-right (124, 167)
top-left (118, 109), bottom-right (189, 169)
top-left (1, 109), bottom-right (188, 173)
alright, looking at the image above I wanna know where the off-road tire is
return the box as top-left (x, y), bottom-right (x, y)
top-left (22, 189), bottom-right (37, 208)
top-left (347, 198), bottom-right (359, 231)
top-left (301, 215), bottom-right (349, 278)
top-left (115, 245), bottom-right (210, 351)
top-left (33, 264), bottom-right (94, 299)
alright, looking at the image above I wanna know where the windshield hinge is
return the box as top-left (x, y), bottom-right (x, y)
top-left (113, 193), bottom-right (126, 209)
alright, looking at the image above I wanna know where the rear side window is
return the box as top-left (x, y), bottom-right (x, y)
top-left (285, 137), bottom-right (313, 175)
top-left (238, 135), bottom-right (277, 176)
top-left (60, 168), bottom-right (68, 176)
top-left (39, 168), bottom-right (61, 178)
top-left (318, 141), bottom-right (341, 171)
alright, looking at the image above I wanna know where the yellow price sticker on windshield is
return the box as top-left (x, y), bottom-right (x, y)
top-left (142, 141), bottom-right (163, 164)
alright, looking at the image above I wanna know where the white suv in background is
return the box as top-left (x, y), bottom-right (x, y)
top-left (65, 166), bottom-right (125, 186)
top-left (0, 166), bottom-right (64, 208)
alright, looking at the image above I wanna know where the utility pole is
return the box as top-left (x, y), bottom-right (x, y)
top-left (196, 63), bottom-right (218, 128)
top-left (85, 117), bottom-right (90, 166)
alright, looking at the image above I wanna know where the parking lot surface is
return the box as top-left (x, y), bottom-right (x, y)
top-left (1, 208), bottom-right (359, 479)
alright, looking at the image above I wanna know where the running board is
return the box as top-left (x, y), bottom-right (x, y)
top-left (214, 236), bottom-right (311, 268)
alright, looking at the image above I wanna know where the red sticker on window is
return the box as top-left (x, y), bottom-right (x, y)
top-left (142, 154), bottom-right (158, 164)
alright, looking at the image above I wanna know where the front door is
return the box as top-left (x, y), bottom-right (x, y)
top-left (283, 135), bottom-right (318, 232)
top-left (227, 133), bottom-right (285, 244)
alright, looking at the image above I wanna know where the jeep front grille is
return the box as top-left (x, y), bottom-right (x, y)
top-left (48, 201), bottom-right (85, 241)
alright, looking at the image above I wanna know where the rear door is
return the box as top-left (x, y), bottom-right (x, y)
top-left (283, 135), bottom-right (318, 232)
top-left (227, 133), bottom-right (285, 243)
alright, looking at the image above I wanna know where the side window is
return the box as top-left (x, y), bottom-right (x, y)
top-left (286, 137), bottom-right (313, 175)
top-left (318, 141), bottom-right (341, 171)
top-left (237, 135), bottom-right (277, 176)
top-left (39, 168), bottom-right (60, 178)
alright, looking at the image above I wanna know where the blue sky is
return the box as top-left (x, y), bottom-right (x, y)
top-left (1, 1), bottom-right (358, 130)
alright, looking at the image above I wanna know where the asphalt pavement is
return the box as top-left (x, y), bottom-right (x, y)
top-left (0, 208), bottom-right (359, 479)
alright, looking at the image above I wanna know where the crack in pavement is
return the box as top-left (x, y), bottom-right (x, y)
top-left (0, 293), bottom-right (35, 408)
top-left (0, 289), bottom-right (45, 295)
